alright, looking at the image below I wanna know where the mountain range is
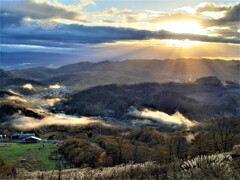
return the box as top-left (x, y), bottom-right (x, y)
top-left (10, 58), bottom-right (240, 91)
top-left (1, 58), bottom-right (239, 122)
top-left (0, 52), bottom-right (79, 69)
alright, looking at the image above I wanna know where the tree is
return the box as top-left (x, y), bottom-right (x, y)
top-left (132, 141), bottom-right (139, 163)
top-left (210, 116), bottom-right (239, 152)
top-left (168, 134), bottom-right (188, 161)
top-left (114, 135), bottom-right (126, 164)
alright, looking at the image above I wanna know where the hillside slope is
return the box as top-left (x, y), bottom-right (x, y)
top-left (54, 77), bottom-right (240, 120)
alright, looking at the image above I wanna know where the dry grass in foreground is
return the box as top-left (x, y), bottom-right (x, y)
top-left (16, 161), bottom-right (175, 180)
top-left (5, 154), bottom-right (240, 180)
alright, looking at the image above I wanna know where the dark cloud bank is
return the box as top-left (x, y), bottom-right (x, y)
top-left (2, 25), bottom-right (239, 48)
top-left (1, 0), bottom-right (239, 48)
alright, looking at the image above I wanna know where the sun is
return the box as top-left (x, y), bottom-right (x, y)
top-left (157, 20), bottom-right (206, 35)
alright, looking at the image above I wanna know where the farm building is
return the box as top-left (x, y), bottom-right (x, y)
top-left (12, 133), bottom-right (36, 140)
top-left (22, 136), bottom-right (42, 143)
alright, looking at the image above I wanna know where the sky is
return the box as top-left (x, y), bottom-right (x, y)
top-left (1, 0), bottom-right (240, 61)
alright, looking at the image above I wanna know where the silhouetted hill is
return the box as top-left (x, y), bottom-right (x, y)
top-left (195, 76), bottom-right (223, 86)
top-left (0, 69), bottom-right (44, 91)
top-left (54, 77), bottom-right (240, 120)
top-left (0, 68), bottom-right (14, 78)
top-left (0, 89), bottom-right (43, 121)
top-left (12, 59), bottom-right (240, 91)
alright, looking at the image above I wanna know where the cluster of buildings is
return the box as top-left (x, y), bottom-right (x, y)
top-left (34, 86), bottom-right (71, 98)
top-left (0, 133), bottom-right (42, 143)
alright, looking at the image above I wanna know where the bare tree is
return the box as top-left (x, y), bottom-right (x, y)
top-left (168, 134), bottom-right (187, 161)
top-left (132, 141), bottom-right (139, 163)
top-left (114, 135), bottom-right (126, 164)
top-left (210, 116), bottom-right (238, 152)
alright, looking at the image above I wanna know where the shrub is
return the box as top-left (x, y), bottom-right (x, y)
top-left (1, 165), bottom-right (17, 177)
top-left (60, 138), bottom-right (101, 168)
top-left (0, 157), bottom-right (5, 168)
top-left (0, 158), bottom-right (16, 178)
top-left (174, 154), bottom-right (233, 179)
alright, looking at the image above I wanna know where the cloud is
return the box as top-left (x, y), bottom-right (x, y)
top-left (0, 12), bottom-right (24, 28)
top-left (208, 26), bottom-right (239, 38)
top-left (46, 98), bottom-right (61, 106)
top-left (202, 3), bottom-right (240, 27)
top-left (149, 13), bottom-right (202, 24)
top-left (2, 24), bottom-right (239, 48)
top-left (219, 3), bottom-right (240, 22)
top-left (8, 114), bottom-right (103, 130)
top-left (0, 0), bottom-right (91, 27)
top-left (8, 89), bottom-right (21, 96)
top-left (0, 1), bottom-right (239, 50)
top-left (128, 107), bottom-right (197, 127)
top-left (49, 84), bottom-right (62, 89)
top-left (7, 96), bottom-right (27, 103)
top-left (149, 3), bottom-right (240, 37)
top-left (93, 7), bottom-right (146, 23)
top-left (22, 83), bottom-right (35, 90)
top-left (195, 2), bottom-right (231, 13)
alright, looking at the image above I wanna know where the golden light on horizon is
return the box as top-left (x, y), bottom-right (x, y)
top-left (157, 20), bottom-right (206, 35)
top-left (166, 39), bottom-right (202, 48)
top-left (103, 39), bottom-right (203, 47)
top-left (96, 39), bottom-right (239, 60)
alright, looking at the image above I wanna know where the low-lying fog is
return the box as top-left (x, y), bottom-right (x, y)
top-left (7, 114), bottom-right (103, 130)
top-left (3, 86), bottom-right (197, 130)
top-left (128, 107), bottom-right (197, 127)
top-left (6, 108), bottom-right (197, 130)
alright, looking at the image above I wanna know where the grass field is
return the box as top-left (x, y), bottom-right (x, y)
top-left (0, 142), bottom-right (59, 171)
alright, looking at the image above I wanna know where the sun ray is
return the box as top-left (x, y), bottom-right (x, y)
top-left (166, 39), bottom-right (202, 48)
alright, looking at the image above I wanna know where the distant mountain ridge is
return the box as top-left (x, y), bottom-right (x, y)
top-left (0, 52), bottom-right (79, 69)
top-left (12, 59), bottom-right (240, 91)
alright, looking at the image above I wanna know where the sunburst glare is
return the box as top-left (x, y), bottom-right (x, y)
top-left (157, 20), bottom-right (207, 35)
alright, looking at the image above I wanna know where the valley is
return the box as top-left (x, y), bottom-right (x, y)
top-left (0, 59), bottom-right (240, 179)
top-left (1, 0), bottom-right (240, 178)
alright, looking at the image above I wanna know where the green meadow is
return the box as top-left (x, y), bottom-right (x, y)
top-left (0, 142), bottom-right (59, 171)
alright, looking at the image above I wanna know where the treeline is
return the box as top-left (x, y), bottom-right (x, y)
top-left (59, 116), bottom-right (240, 169)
